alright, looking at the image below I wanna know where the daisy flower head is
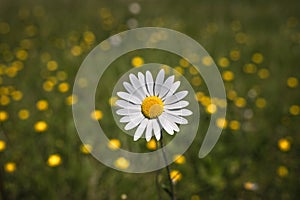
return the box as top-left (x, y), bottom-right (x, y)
top-left (115, 68), bottom-right (193, 142)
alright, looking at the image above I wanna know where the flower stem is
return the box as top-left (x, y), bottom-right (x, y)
top-left (160, 136), bottom-right (176, 200)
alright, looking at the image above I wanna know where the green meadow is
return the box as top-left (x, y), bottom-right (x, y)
top-left (0, 0), bottom-right (299, 199)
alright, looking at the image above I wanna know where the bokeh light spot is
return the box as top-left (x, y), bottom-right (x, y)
top-left (34, 121), bottom-right (48, 132)
top-left (0, 140), bottom-right (6, 152)
top-left (91, 110), bottom-right (103, 120)
top-left (131, 56), bottom-right (144, 67)
top-left (47, 154), bottom-right (62, 167)
top-left (0, 111), bottom-right (8, 121)
top-left (287, 77), bottom-right (298, 88)
top-left (229, 120), bottom-right (240, 130)
top-left (114, 157), bottom-right (130, 169)
top-left (5, 162), bottom-right (16, 173)
top-left (18, 109), bottom-right (30, 120)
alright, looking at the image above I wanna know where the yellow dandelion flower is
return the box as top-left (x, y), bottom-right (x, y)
top-left (216, 118), bottom-right (227, 128)
top-left (277, 166), bottom-right (288, 177)
top-left (16, 49), bottom-right (28, 61)
top-left (195, 91), bottom-right (205, 102)
top-left (179, 58), bottom-right (189, 68)
top-left (252, 53), bottom-right (264, 64)
top-left (18, 109), bottom-right (30, 120)
top-left (218, 57), bottom-right (230, 68)
top-left (234, 97), bottom-right (246, 108)
top-left (43, 80), bottom-right (54, 92)
top-left (114, 157), bottom-right (130, 169)
top-left (56, 71), bottom-right (68, 81)
top-left (4, 162), bottom-right (16, 173)
top-left (0, 140), bottom-right (6, 152)
top-left (287, 77), bottom-right (298, 88)
top-left (222, 71), bottom-right (234, 81)
top-left (108, 139), bottom-right (121, 150)
top-left (278, 138), bottom-right (291, 152)
top-left (34, 121), bottom-right (48, 132)
top-left (191, 76), bottom-right (201, 86)
top-left (229, 120), bottom-right (240, 130)
top-left (243, 63), bottom-right (257, 74)
top-left (173, 155), bottom-right (186, 164)
top-left (174, 66), bottom-right (184, 75)
top-left (11, 90), bottom-right (23, 101)
top-left (202, 56), bottom-right (213, 66)
top-left (83, 31), bottom-right (96, 45)
top-left (229, 50), bottom-right (240, 61)
top-left (258, 68), bottom-right (269, 79)
top-left (0, 111), bottom-right (8, 121)
top-left (146, 139), bottom-right (157, 150)
top-left (12, 60), bottom-right (24, 70)
top-left (235, 32), bottom-right (248, 44)
top-left (71, 45), bottom-right (82, 56)
top-left (47, 60), bottom-right (58, 71)
top-left (5, 67), bottom-right (18, 77)
top-left (36, 100), bottom-right (48, 111)
top-left (0, 95), bottom-right (10, 105)
top-left (189, 66), bottom-right (198, 75)
top-left (289, 105), bottom-right (300, 115)
top-left (91, 110), bottom-right (103, 120)
top-left (108, 96), bottom-right (118, 106)
top-left (206, 103), bottom-right (217, 114)
top-left (80, 144), bottom-right (92, 154)
top-left (170, 170), bottom-right (182, 183)
top-left (255, 98), bottom-right (266, 108)
top-left (47, 154), bottom-right (62, 167)
top-left (131, 56), bottom-right (144, 67)
top-left (200, 96), bottom-right (211, 107)
top-left (65, 95), bottom-right (78, 105)
top-left (58, 82), bottom-right (69, 93)
top-left (227, 90), bottom-right (237, 100)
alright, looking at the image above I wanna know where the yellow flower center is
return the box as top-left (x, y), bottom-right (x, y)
top-left (141, 96), bottom-right (164, 119)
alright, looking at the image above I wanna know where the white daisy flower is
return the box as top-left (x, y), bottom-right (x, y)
top-left (115, 69), bottom-right (192, 142)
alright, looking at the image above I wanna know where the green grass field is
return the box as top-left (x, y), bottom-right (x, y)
top-left (0, 0), bottom-right (300, 199)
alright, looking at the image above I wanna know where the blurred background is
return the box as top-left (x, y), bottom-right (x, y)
top-left (0, 0), bottom-right (300, 199)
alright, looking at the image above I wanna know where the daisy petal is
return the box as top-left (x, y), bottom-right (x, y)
top-left (146, 71), bottom-right (154, 96)
top-left (116, 108), bottom-right (140, 116)
top-left (165, 109), bottom-right (193, 116)
top-left (158, 115), bottom-right (174, 135)
top-left (152, 119), bottom-right (161, 140)
top-left (116, 100), bottom-right (141, 110)
top-left (145, 120), bottom-right (153, 141)
top-left (161, 113), bottom-right (180, 132)
top-left (117, 92), bottom-right (141, 104)
top-left (164, 101), bottom-right (189, 110)
top-left (124, 114), bottom-right (145, 130)
top-left (163, 81), bottom-right (181, 99)
top-left (123, 82), bottom-right (134, 93)
top-left (155, 69), bottom-right (165, 96)
top-left (134, 118), bottom-right (148, 141)
top-left (138, 72), bottom-right (149, 96)
top-left (129, 74), bottom-right (146, 100)
top-left (164, 91), bottom-right (188, 105)
top-left (163, 112), bottom-right (188, 124)
top-left (120, 116), bottom-right (131, 123)
top-left (159, 75), bottom-right (175, 98)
